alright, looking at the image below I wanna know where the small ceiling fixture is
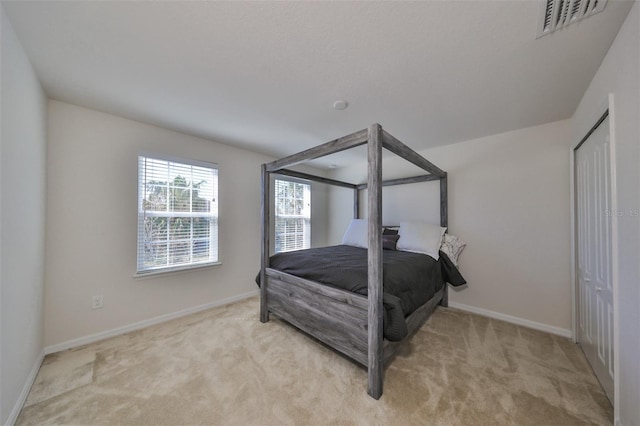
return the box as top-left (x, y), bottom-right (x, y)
top-left (537, 0), bottom-right (607, 38)
top-left (333, 100), bottom-right (349, 110)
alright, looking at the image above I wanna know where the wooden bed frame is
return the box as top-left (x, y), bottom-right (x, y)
top-left (260, 123), bottom-right (448, 399)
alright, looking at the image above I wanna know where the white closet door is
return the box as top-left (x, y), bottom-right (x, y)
top-left (575, 115), bottom-right (614, 402)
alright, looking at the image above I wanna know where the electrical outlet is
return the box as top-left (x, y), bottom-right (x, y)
top-left (92, 295), bottom-right (104, 310)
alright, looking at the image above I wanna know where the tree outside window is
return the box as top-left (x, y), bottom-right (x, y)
top-left (137, 156), bottom-right (218, 273)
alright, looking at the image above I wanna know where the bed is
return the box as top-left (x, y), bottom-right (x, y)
top-left (259, 124), bottom-right (461, 399)
top-left (262, 244), bottom-right (466, 341)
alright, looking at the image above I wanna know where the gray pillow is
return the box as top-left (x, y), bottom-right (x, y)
top-left (382, 234), bottom-right (400, 250)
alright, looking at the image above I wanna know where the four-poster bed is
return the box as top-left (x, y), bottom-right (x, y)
top-left (259, 123), bottom-right (452, 399)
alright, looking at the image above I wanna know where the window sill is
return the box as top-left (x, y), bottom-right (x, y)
top-left (133, 262), bottom-right (222, 280)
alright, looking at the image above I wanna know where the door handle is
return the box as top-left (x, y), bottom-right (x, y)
top-left (596, 287), bottom-right (602, 292)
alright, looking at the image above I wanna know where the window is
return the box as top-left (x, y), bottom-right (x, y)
top-left (137, 155), bottom-right (218, 274)
top-left (274, 179), bottom-right (311, 253)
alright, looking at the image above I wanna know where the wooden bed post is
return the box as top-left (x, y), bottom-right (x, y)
top-left (440, 173), bottom-right (449, 307)
top-left (367, 123), bottom-right (384, 399)
top-left (353, 188), bottom-right (359, 219)
top-left (440, 173), bottom-right (448, 228)
top-left (260, 164), bottom-right (270, 323)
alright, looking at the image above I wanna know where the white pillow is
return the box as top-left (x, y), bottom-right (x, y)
top-left (440, 233), bottom-right (466, 266)
top-left (397, 221), bottom-right (447, 260)
top-left (341, 219), bottom-right (368, 248)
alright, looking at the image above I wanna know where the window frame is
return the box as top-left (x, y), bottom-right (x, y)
top-left (136, 152), bottom-right (220, 276)
top-left (273, 177), bottom-right (311, 253)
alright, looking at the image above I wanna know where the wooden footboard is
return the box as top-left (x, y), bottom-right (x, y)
top-left (265, 268), bottom-right (370, 366)
top-left (263, 268), bottom-right (446, 370)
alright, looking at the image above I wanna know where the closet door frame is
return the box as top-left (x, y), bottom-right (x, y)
top-left (569, 93), bottom-right (619, 409)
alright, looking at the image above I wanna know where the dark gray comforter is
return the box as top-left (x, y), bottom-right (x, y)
top-left (258, 245), bottom-right (466, 341)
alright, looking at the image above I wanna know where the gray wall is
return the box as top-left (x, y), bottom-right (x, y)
top-left (45, 101), bottom-right (270, 346)
top-left (0, 7), bottom-right (47, 424)
top-left (44, 101), bottom-right (330, 348)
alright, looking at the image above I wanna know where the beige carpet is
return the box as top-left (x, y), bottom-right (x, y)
top-left (17, 297), bottom-right (612, 425)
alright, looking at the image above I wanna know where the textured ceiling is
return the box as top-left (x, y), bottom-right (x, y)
top-left (2, 1), bottom-right (634, 168)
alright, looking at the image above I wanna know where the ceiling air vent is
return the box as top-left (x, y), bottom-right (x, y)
top-left (537, 0), bottom-right (608, 37)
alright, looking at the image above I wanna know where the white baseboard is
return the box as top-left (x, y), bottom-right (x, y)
top-left (448, 301), bottom-right (573, 338)
top-left (44, 290), bottom-right (259, 355)
top-left (5, 350), bottom-right (44, 426)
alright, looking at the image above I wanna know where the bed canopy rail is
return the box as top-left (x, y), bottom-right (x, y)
top-left (265, 128), bottom-right (369, 172)
top-left (260, 123), bottom-right (448, 399)
top-left (274, 168), bottom-right (357, 189)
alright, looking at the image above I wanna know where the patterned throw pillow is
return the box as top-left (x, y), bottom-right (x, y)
top-left (440, 233), bottom-right (466, 266)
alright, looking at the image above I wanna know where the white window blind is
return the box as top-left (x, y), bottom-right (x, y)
top-left (274, 179), bottom-right (311, 253)
top-left (137, 155), bottom-right (218, 274)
